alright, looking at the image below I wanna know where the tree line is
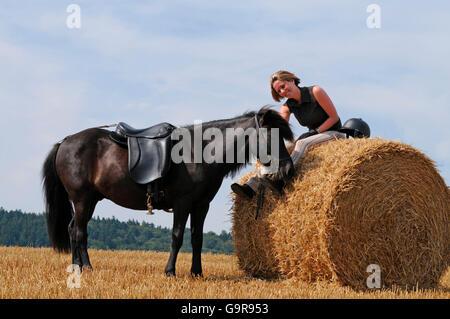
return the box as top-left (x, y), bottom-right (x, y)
top-left (0, 207), bottom-right (234, 254)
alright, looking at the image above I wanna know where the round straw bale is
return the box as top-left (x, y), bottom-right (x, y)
top-left (231, 138), bottom-right (449, 289)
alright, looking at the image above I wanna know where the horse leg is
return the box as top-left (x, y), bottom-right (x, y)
top-left (164, 205), bottom-right (190, 277)
top-left (190, 203), bottom-right (209, 277)
top-left (69, 196), bottom-right (97, 270)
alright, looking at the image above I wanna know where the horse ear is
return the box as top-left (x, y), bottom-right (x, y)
top-left (260, 110), bottom-right (273, 127)
top-left (260, 109), bottom-right (294, 141)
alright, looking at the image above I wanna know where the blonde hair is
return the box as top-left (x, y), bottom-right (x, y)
top-left (270, 70), bottom-right (301, 102)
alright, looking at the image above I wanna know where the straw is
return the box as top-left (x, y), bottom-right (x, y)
top-left (231, 138), bottom-right (449, 289)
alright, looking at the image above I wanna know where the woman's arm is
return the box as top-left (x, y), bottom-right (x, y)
top-left (280, 103), bottom-right (291, 123)
top-left (312, 86), bottom-right (340, 133)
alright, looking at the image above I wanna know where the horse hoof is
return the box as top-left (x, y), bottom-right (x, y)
top-left (190, 272), bottom-right (203, 278)
top-left (165, 270), bottom-right (176, 277)
top-left (82, 265), bottom-right (93, 272)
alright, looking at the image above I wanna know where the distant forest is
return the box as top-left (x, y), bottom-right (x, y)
top-left (0, 207), bottom-right (234, 254)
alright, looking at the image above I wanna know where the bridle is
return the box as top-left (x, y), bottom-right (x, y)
top-left (254, 114), bottom-right (291, 164)
top-left (253, 113), bottom-right (292, 220)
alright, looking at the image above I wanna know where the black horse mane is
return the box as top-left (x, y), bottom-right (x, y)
top-left (180, 106), bottom-right (293, 178)
top-left (183, 105), bottom-right (293, 141)
top-left (255, 105), bottom-right (294, 141)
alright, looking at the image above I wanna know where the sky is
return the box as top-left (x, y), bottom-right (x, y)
top-left (0, 1), bottom-right (449, 234)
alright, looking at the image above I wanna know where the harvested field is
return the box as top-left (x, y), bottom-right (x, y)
top-left (0, 246), bottom-right (449, 299)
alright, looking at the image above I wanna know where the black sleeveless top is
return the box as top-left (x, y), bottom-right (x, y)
top-left (286, 86), bottom-right (341, 131)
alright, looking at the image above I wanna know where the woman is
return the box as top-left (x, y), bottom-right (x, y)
top-left (231, 70), bottom-right (345, 199)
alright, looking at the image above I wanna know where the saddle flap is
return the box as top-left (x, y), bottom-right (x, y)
top-left (108, 121), bottom-right (176, 185)
top-left (128, 136), bottom-right (173, 184)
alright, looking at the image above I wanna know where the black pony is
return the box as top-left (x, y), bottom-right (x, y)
top-left (42, 106), bottom-right (293, 277)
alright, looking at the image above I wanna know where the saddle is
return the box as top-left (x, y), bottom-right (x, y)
top-left (109, 122), bottom-right (176, 214)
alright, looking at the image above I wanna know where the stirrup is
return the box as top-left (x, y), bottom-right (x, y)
top-left (259, 176), bottom-right (284, 195)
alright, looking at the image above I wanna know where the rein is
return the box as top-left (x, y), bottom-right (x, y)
top-left (253, 114), bottom-right (291, 220)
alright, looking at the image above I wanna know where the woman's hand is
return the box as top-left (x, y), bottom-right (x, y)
top-left (298, 129), bottom-right (319, 140)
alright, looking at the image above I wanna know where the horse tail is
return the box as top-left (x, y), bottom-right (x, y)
top-left (42, 142), bottom-right (72, 253)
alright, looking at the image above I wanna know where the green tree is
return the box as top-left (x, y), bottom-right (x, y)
top-left (0, 207), bottom-right (234, 254)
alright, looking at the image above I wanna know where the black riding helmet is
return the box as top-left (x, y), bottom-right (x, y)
top-left (339, 118), bottom-right (370, 138)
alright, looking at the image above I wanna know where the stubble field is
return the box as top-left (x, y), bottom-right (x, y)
top-left (0, 246), bottom-right (449, 299)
